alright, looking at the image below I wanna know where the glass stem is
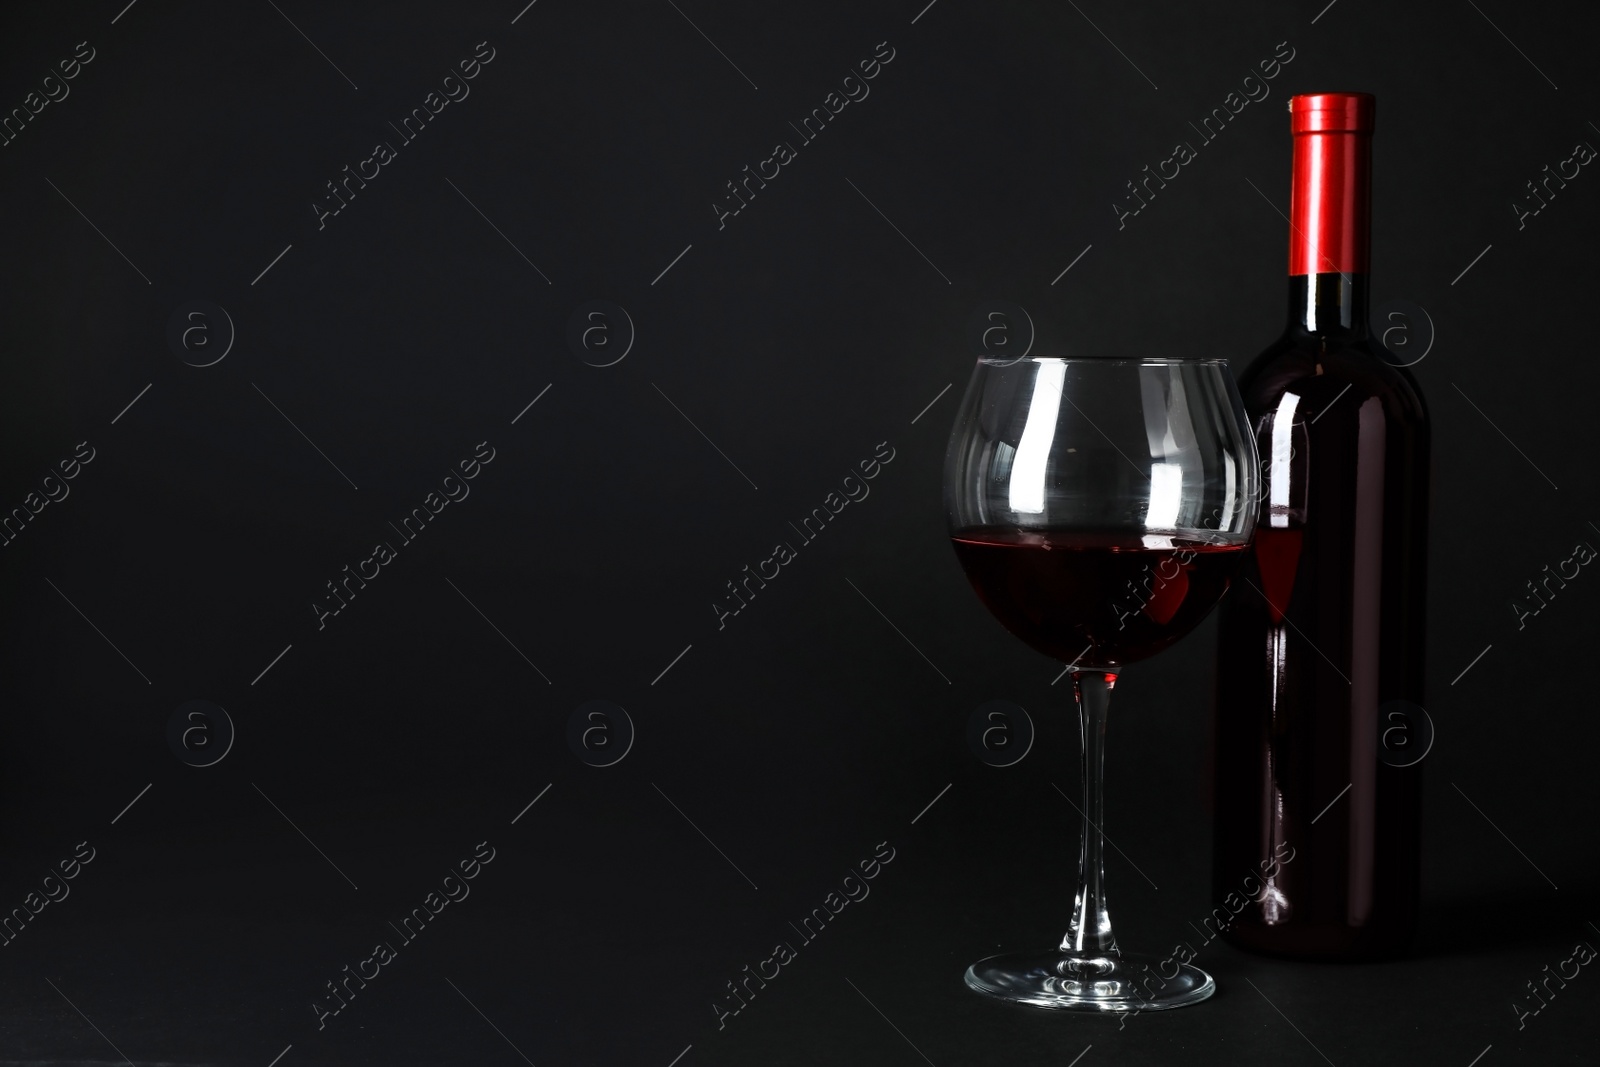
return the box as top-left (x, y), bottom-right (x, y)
top-left (1062, 668), bottom-right (1120, 956)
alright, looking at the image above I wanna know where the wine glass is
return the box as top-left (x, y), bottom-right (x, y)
top-left (945, 356), bottom-right (1259, 1011)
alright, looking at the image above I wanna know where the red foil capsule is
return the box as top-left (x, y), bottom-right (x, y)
top-left (1287, 92), bottom-right (1375, 276)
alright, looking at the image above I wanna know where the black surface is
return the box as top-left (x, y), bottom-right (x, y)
top-left (0, 1), bottom-right (1596, 1064)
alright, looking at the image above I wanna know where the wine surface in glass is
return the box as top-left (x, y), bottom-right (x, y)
top-left (951, 528), bottom-right (1246, 668)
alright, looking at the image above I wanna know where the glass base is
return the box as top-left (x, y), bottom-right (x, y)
top-left (964, 950), bottom-right (1214, 1011)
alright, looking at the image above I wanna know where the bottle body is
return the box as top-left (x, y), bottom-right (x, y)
top-left (1213, 276), bottom-right (1429, 958)
top-left (1211, 93), bottom-right (1430, 960)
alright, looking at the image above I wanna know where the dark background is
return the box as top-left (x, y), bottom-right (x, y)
top-left (0, 0), bottom-right (1594, 1063)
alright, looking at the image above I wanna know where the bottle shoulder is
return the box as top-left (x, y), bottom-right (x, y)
top-left (1237, 334), bottom-right (1429, 428)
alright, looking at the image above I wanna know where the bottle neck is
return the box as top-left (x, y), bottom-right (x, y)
top-left (1286, 124), bottom-right (1371, 339)
top-left (1287, 272), bottom-right (1369, 338)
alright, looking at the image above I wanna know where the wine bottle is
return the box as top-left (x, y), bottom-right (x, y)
top-left (1211, 92), bottom-right (1430, 959)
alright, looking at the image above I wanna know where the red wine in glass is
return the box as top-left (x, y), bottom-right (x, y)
top-left (951, 529), bottom-right (1247, 667)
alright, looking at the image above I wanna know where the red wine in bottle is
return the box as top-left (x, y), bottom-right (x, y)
top-left (1211, 93), bottom-right (1430, 959)
top-left (951, 529), bottom-right (1246, 667)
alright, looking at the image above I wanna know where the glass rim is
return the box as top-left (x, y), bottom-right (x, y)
top-left (949, 524), bottom-right (1252, 541)
top-left (976, 355), bottom-right (1231, 365)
